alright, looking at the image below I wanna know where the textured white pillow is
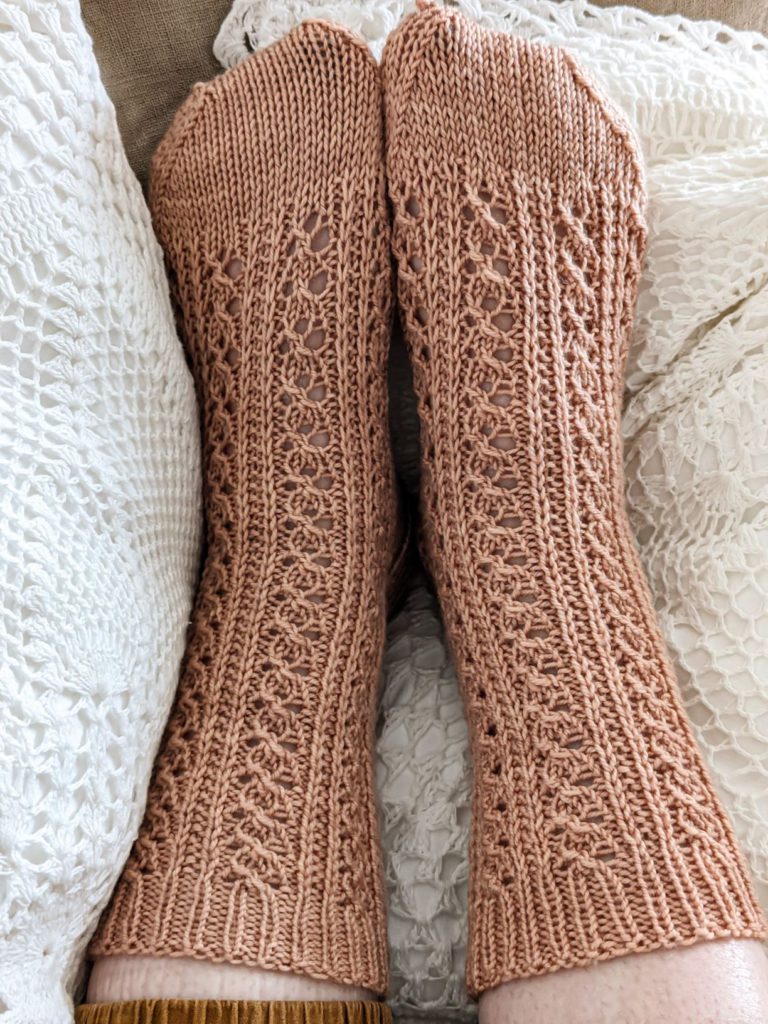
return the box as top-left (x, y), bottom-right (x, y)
top-left (0, 2), bottom-right (202, 1021)
top-left (217, 4), bottom-right (768, 1021)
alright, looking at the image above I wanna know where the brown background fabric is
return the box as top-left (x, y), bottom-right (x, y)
top-left (81, 0), bottom-right (767, 189)
top-left (81, 0), bottom-right (231, 190)
top-left (593, 0), bottom-right (767, 32)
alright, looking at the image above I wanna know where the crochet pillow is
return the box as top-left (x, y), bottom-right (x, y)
top-left (0, 2), bottom-right (201, 1021)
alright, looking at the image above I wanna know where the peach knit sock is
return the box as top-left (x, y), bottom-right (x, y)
top-left (383, 3), bottom-right (766, 995)
top-left (90, 21), bottom-right (396, 994)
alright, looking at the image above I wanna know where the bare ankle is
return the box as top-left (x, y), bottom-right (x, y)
top-left (478, 940), bottom-right (768, 1024)
top-left (87, 955), bottom-right (376, 1003)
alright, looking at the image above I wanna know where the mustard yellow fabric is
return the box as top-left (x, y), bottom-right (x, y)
top-left (76, 1001), bottom-right (392, 1024)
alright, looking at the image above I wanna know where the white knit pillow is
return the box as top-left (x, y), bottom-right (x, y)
top-left (0, 3), bottom-right (202, 1021)
top-left (217, 3), bottom-right (768, 1021)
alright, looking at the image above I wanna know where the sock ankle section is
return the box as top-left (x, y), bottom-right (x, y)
top-left (383, 5), bottom-right (766, 995)
top-left (89, 21), bottom-right (396, 994)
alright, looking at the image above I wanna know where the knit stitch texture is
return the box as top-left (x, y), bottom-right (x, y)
top-left (383, 3), bottom-right (766, 994)
top-left (90, 21), bottom-right (397, 994)
top-left (213, 4), bottom-right (768, 1016)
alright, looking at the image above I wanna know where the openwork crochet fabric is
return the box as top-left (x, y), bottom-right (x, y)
top-left (3, 0), bottom-right (765, 1021)
top-left (0, 1), bottom-right (202, 1021)
top-left (215, 1), bottom-right (768, 1019)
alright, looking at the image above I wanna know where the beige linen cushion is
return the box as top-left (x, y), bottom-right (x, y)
top-left (81, 0), bottom-right (231, 188)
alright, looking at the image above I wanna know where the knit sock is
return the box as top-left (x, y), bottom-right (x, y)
top-left (90, 21), bottom-right (396, 994)
top-left (382, 3), bottom-right (765, 995)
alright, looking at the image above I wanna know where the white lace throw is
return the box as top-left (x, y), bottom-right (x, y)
top-left (0, 2), bottom-right (202, 1021)
top-left (217, 2), bottom-right (768, 1019)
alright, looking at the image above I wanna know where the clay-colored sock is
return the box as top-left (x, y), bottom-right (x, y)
top-left (89, 21), bottom-right (396, 994)
top-left (382, 3), bottom-right (766, 995)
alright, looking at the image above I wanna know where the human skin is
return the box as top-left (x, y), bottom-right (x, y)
top-left (86, 956), bottom-right (374, 1002)
top-left (88, 939), bottom-right (768, 1022)
top-left (478, 940), bottom-right (768, 1024)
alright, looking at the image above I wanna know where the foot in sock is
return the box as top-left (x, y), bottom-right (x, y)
top-left (382, 3), bottom-right (765, 995)
top-left (89, 21), bottom-right (396, 994)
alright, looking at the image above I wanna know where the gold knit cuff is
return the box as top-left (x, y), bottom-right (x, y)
top-left (76, 1001), bottom-right (392, 1024)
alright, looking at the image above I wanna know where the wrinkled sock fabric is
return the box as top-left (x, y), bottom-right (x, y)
top-left (382, 2), bottom-right (765, 995)
top-left (90, 21), bottom-right (396, 994)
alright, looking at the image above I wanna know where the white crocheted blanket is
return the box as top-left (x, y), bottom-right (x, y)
top-left (0, 2), bottom-right (202, 1022)
top-left (217, 2), bottom-right (768, 1020)
top-left (0, 1), bottom-right (766, 1022)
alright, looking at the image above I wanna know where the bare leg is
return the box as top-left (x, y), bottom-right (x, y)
top-left (479, 940), bottom-right (768, 1024)
top-left (88, 957), bottom-right (372, 1002)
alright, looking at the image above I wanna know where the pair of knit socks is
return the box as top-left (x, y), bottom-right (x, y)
top-left (89, 2), bottom-right (764, 1003)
